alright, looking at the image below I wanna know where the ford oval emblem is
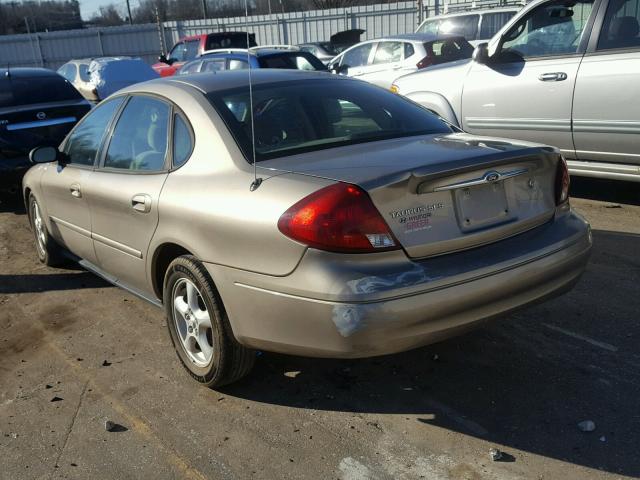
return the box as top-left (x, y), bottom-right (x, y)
top-left (485, 171), bottom-right (500, 182)
top-left (36, 111), bottom-right (46, 120)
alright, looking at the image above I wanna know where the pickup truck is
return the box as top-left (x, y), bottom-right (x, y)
top-left (393, 0), bottom-right (640, 182)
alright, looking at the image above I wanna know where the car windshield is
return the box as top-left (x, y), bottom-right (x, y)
top-left (207, 79), bottom-right (452, 162)
top-left (258, 53), bottom-right (326, 71)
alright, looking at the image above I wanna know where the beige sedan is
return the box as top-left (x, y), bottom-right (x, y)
top-left (23, 70), bottom-right (591, 387)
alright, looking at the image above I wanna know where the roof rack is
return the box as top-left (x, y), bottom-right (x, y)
top-left (200, 48), bottom-right (252, 56)
top-left (249, 45), bottom-right (300, 51)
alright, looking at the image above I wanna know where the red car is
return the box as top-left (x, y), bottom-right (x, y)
top-left (153, 32), bottom-right (257, 77)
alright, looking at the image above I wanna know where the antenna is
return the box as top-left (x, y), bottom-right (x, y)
top-left (244, 0), bottom-right (262, 192)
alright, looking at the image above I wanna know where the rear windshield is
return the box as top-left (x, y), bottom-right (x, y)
top-left (258, 53), bottom-right (326, 71)
top-left (205, 33), bottom-right (257, 50)
top-left (0, 74), bottom-right (82, 108)
top-left (425, 38), bottom-right (474, 63)
top-left (207, 79), bottom-right (452, 162)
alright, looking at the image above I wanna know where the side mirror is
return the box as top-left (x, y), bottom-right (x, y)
top-left (29, 146), bottom-right (60, 164)
top-left (331, 64), bottom-right (349, 75)
top-left (159, 54), bottom-right (172, 65)
top-left (472, 42), bottom-right (490, 64)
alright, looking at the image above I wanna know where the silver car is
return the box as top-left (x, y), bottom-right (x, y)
top-left (393, 0), bottom-right (640, 182)
top-left (328, 33), bottom-right (474, 88)
top-left (23, 70), bottom-right (591, 387)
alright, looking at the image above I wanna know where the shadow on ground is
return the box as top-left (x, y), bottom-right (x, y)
top-left (224, 227), bottom-right (640, 477)
top-left (570, 177), bottom-right (640, 206)
top-left (0, 272), bottom-right (111, 294)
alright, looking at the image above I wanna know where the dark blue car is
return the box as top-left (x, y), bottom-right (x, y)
top-left (176, 48), bottom-right (327, 75)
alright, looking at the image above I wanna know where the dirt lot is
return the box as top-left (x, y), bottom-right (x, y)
top-left (1, 178), bottom-right (639, 480)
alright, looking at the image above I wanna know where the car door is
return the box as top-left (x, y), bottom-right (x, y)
top-left (87, 94), bottom-right (171, 294)
top-left (461, 0), bottom-right (597, 158)
top-left (361, 41), bottom-right (405, 87)
top-left (41, 97), bottom-right (124, 264)
top-left (572, 0), bottom-right (640, 167)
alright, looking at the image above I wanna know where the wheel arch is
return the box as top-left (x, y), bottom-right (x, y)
top-left (150, 242), bottom-right (195, 300)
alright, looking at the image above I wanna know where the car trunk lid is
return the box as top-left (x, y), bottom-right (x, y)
top-left (260, 133), bottom-right (559, 258)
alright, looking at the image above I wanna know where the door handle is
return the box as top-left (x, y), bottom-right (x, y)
top-left (69, 184), bottom-right (82, 198)
top-left (538, 72), bottom-right (567, 82)
top-left (131, 194), bottom-right (151, 213)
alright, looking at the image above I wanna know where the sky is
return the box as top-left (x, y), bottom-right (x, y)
top-left (79, 0), bottom-right (135, 20)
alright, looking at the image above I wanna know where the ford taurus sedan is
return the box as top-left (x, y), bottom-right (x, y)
top-left (23, 70), bottom-right (591, 387)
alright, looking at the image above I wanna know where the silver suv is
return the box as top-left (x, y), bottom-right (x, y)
top-left (394, 0), bottom-right (640, 182)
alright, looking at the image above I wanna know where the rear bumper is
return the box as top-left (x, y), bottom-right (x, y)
top-left (207, 209), bottom-right (591, 358)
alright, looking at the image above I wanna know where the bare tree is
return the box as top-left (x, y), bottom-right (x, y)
top-left (90, 5), bottom-right (126, 26)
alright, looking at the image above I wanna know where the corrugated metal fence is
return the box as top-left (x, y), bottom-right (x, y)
top-left (0, 0), bottom-right (522, 70)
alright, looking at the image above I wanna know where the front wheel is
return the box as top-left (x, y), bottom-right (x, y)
top-left (163, 255), bottom-right (255, 387)
top-left (28, 194), bottom-right (65, 266)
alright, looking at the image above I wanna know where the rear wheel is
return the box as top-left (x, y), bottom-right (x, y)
top-left (163, 255), bottom-right (255, 387)
top-left (28, 194), bottom-right (65, 266)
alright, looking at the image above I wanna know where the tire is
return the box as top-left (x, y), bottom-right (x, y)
top-left (163, 255), bottom-right (255, 387)
top-left (28, 194), bottom-right (65, 267)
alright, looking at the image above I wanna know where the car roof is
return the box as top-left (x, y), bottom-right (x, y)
top-left (375, 32), bottom-right (465, 42)
top-left (181, 31), bottom-right (252, 42)
top-left (201, 49), bottom-right (305, 59)
top-left (165, 69), bottom-right (341, 94)
top-left (0, 67), bottom-right (61, 78)
top-left (422, 5), bottom-right (520, 19)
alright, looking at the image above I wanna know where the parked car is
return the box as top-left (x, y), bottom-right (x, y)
top-left (176, 47), bottom-right (327, 75)
top-left (0, 68), bottom-right (90, 195)
top-left (59, 57), bottom-right (159, 102)
top-left (328, 33), bottom-right (474, 88)
top-left (153, 32), bottom-right (257, 77)
top-left (298, 29), bottom-right (366, 64)
top-left (416, 7), bottom-right (521, 46)
top-left (24, 70), bottom-right (590, 387)
top-left (393, 0), bottom-right (640, 182)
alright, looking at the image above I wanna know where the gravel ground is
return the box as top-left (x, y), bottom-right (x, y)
top-left (1, 177), bottom-right (639, 480)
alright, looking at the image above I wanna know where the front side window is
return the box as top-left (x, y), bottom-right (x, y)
top-left (168, 42), bottom-right (185, 63)
top-left (501, 0), bottom-right (594, 58)
top-left (341, 43), bottom-right (374, 68)
top-left (185, 40), bottom-right (200, 61)
top-left (373, 42), bottom-right (403, 64)
top-left (104, 96), bottom-right (170, 171)
top-left (208, 80), bottom-right (452, 162)
top-left (202, 59), bottom-right (226, 72)
top-left (58, 64), bottom-right (77, 82)
top-left (597, 0), bottom-right (640, 50)
top-left (228, 59), bottom-right (249, 70)
top-left (64, 97), bottom-right (124, 166)
top-left (418, 15), bottom-right (480, 39)
top-left (479, 11), bottom-right (518, 38)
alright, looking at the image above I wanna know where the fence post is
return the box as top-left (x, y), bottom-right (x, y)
top-left (281, 18), bottom-right (289, 44)
top-left (302, 13), bottom-right (307, 43)
top-left (34, 33), bottom-right (44, 67)
top-left (97, 30), bottom-right (105, 56)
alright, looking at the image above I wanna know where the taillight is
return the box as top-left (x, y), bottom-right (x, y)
top-left (416, 55), bottom-right (434, 69)
top-left (278, 183), bottom-right (399, 253)
top-left (555, 156), bottom-right (570, 205)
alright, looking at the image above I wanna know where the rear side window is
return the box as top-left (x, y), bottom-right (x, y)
top-left (0, 74), bottom-right (83, 108)
top-left (179, 61), bottom-right (202, 75)
top-left (426, 38), bottom-right (474, 63)
top-left (78, 64), bottom-right (90, 82)
top-left (597, 0), bottom-right (640, 50)
top-left (202, 59), bottom-right (225, 72)
top-left (104, 96), bottom-right (170, 171)
top-left (208, 79), bottom-right (452, 162)
top-left (480, 11), bottom-right (518, 38)
top-left (64, 97), bottom-right (124, 166)
top-left (258, 53), bottom-right (325, 70)
top-left (173, 114), bottom-right (193, 167)
top-left (404, 43), bottom-right (415, 58)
